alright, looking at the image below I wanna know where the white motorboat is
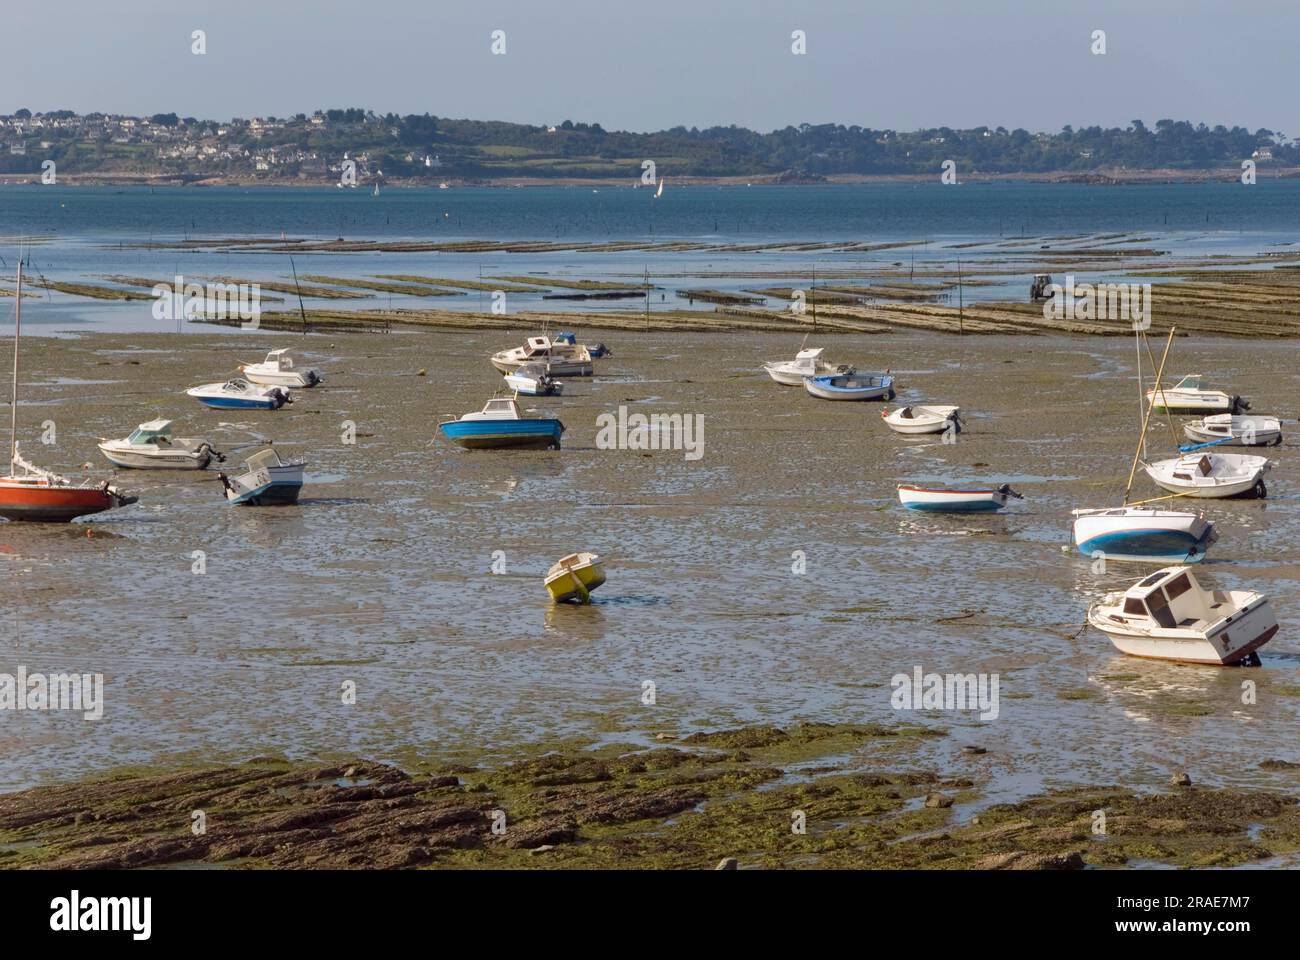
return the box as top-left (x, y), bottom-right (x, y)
top-left (1183, 414), bottom-right (1281, 448)
top-left (1146, 374), bottom-right (1247, 414)
top-left (1071, 506), bottom-right (1217, 564)
top-left (490, 336), bottom-right (594, 376)
top-left (503, 362), bottom-right (563, 396)
top-left (882, 404), bottom-right (962, 435)
top-left (239, 348), bottom-right (322, 388)
top-left (762, 347), bottom-right (853, 385)
top-left (186, 378), bottom-right (292, 410)
top-left (1087, 566), bottom-right (1277, 665)
top-left (897, 483), bottom-right (1022, 512)
top-left (98, 419), bottom-right (224, 470)
top-left (1144, 451), bottom-right (1272, 499)
top-left (218, 446), bottom-right (305, 505)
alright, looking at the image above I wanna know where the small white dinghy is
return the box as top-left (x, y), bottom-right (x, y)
top-left (1183, 414), bottom-right (1282, 448)
top-left (1088, 566), bottom-right (1277, 665)
top-left (897, 483), bottom-right (1023, 512)
top-left (882, 405), bottom-right (961, 435)
top-left (240, 348), bottom-right (322, 388)
top-left (762, 347), bottom-right (853, 385)
top-left (98, 419), bottom-right (224, 470)
top-left (503, 362), bottom-right (562, 397)
top-left (1145, 452), bottom-right (1272, 499)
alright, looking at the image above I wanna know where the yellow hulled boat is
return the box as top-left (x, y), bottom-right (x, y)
top-left (544, 552), bottom-right (606, 604)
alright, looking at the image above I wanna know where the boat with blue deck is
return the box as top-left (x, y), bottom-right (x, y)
top-left (439, 398), bottom-right (565, 450)
top-left (897, 483), bottom-right (1023, 512)
top-left (186, 378), bottom-right (291, 410)
top-left (804, 372), bottom-right (895, 401)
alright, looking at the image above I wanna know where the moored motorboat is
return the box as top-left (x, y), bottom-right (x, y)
top-left (503, 362), bottom-right (563, 397)
top-left (438, 397), bottom-right (565, 449)
top-left (1071, 506), bottom-right (1217, 564)
top-left (897, 483), bottom-right (1023, 512)
top-left (1182, 414), bottom-right (1281, 448)
top-left (1144, 451), bottom-right (1272, 499)
top-left (239, 348), bottom-right (322, 387)
top-left (804, 372), bottom-right (894, 401)
top-left (552, 332), bottom-right (610, 358)
top-left (186, 378), bottom-right (291, 410)
top-left (762, 347), bottom-right (852, 385)
top-left (882, 404), bottom-right (962, 435)
top-left (544, 552), bottom-right (606, 603)
top-left (1087, 566), bottom-right (1276, 665)
top-left (1146, 374), bottom-right (1247, 414)
top-left (490, 336), bottom-right (594, 376)
top-left (218, 446), bottom-right (305, 505)
top-left (98, 419), bottom-right (224, 470)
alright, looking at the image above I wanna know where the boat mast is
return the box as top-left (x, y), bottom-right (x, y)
top-left (9, 258), bottom-right (20, 472)
top-left (1123, 326), bottom-right (1176, 504)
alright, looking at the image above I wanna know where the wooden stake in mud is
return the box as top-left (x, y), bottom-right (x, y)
top-left (1124, 326), bottom-right (1176, 504)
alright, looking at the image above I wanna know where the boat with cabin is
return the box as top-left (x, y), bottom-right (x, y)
top-left (490, 336), bottom-right (595, 376)
top-left (98, 419), bottom-right (224, 470)
top-left (218, 447), bottom-right (305, 505)
top-left (239, 349), bottom-right (322, 388)
top-left (762, 346), bottom-right (853, 385)
top-left (1087, 566), bottom-right (1276, 665)
top-left (438, 398), bottom-right (565, 449)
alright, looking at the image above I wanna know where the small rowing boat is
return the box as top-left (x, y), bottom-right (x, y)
top-left (804, 372), bottom-right (894, 401)
top-left (1144, 451), bottom-right (1272, 499)
top-left (897, 483), bottom-right (1023, 512)
top-left (882, 405), bottom-right (961, 435)
top-left (544, 552), bottom-right (606, 603)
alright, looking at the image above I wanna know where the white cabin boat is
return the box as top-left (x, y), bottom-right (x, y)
top-left (882, 405), bottom-right (962, 435)
top-left (240, 349), bottom-right (322, 388)
top-left (762, 347), bottom-right (853, 385)
top-left (98, 420), bottom-right (224, 470)
top-left (1088, 566), bottom-right (1277, 665)
top-left (1146, 375), bottom-right (1247, 414)
top-left (218, 447), bottom-right (305, 505)
top-left (1145, 452), bottom-right (1272, 499)
top-left (503, 362), bottom-right (562, 396)
top-left (1183, 414), bottom-right (1281, 448)
top-left (490, 337), bottom-right (594, 376)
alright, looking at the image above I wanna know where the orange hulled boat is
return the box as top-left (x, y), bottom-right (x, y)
top-left (0, 259), bottom-right (136, 523)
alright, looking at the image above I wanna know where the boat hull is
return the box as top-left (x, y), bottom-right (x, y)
top-left (1183, 416), bottom-right (1282, 447)
top-left (224, 465), bottom-right (304, 505)
top-left (191, 395), bottom-right (283, 410)
top-left (545, 560), bottom-right (606, 603)
top-left (439, 418), bottom-right (565, 449)
top-left (0, 484), bottom-right (118, 522)
top-left (504, 374), bottom-right (562, 396)
top-left (243, 370), bottom-right (320, 388)
top-left (491, 356), bottom-right (592, 377)
top-left (1072, 510), bottom-right (1216, 564)
top-left (804, 374), bottom-right (894, 401)
top-left (1089, 599), bottom-right (1277, 665)
top-left (898, 485), bottom-right (1009, 512)
top-left (98, 443), bottom-right (212, 470)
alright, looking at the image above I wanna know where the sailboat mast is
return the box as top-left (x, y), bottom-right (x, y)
top-left (10, 259), bottom-right (21, 471)
top-left (1124, 327), bottom-right (1175, 503)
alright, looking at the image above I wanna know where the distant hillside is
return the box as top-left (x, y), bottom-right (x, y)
top-left (0, 109), bottom-right (1294, 182)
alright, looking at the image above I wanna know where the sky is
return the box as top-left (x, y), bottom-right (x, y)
top-left (5, 0), bottom-right (1297, 136)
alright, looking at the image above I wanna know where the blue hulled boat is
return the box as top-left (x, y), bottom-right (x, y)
top-left (186, 377), bottom-right (291, 410)
top-left (804, 372), bottom-right (895, 401)
top-left (439, 398), bottom-right (565, 450)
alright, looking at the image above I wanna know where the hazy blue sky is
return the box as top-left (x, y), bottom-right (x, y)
top-left (6, 0), bottom-right (1297, 135)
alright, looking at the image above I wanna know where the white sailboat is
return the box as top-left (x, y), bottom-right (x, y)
top-left (1071, 327), bottom-right (1217, 564)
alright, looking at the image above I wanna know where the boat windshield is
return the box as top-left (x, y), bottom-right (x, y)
top-left (1175, 375), bottom-right (1209, 391)
top-left (245, 448), bottom-right (285, 471)
top-left (1136, 571), bottom-right (1168, 588)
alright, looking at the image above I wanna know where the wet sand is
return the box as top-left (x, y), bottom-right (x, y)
top-left (2, 328), bottom-right (1299, 827)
